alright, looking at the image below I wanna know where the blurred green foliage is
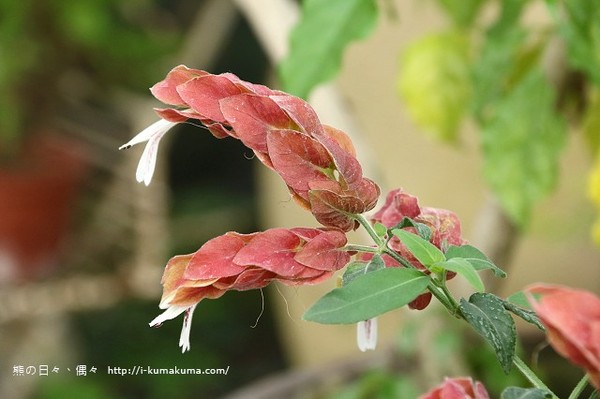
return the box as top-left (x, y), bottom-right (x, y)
top-left (0, 0), bottom-right (179, 156)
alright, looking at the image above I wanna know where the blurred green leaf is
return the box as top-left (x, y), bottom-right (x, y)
top-left (397, 30), bottom-right (471, 142)
top-left (459, 293), bottom-right (516, 374)
top-left (279, 0), bottom-right (378, 99)
top-left (582, 89), bottom-right (600, 155)
top-left (560, 0), bottom-right (600, 85)
top-left (481, 69), bottom-right (566, 225)
top-left (435, 0), bottom-right (486, 27)
top-left (303, 268), bottom-right (429, 324)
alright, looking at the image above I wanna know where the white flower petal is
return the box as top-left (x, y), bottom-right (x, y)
top-left (135, 133), bottom-right (163, 186)
top-left (179, 304), bottom-right (197, 353)
top-left (149, 305), bottom-right (188, 328)
top-left (357, 318), bottom-right (378, 352)
top-left (119, 119), bottom-right (177, 150)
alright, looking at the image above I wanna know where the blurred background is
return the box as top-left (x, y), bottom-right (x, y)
top-left (0, 0), bottom-right (599, 398)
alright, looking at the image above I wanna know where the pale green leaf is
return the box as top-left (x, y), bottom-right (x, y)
top-left (459, 293), bottom-right (516, 374)
top-left (397, 30), bottom-right (471, 142)
top-left (435, 258), bottom-right (484, 292)
top-left (481, 68), bottom-right (566, 225)
top-left (303, 268), bottom-right (429, 324)
top-left (279, 0), bottom-right (378, 99)
top-left (391, 229), bottom-right (445, 267)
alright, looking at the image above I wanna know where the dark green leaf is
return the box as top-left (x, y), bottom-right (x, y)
top-left (391, 229), bottom-right (445, 267)
top-left (445, 244), bottom-right (507, 277)
top-left (459, 293), bottom-right (516, 373)
top-left (503, 295), bottom-right (545, 331)
top-left (279, 0), bottom-right (378, 98)
top-left (303, 268), bottom-right (429, 324)
top-left (501, 387), bottom-right (552, 399)
top-left (481, 68), bottom-right (566, 225)
top-left (560, 0), bottom-right (600, 85)
top-left (341, 257), bottom-right (384, 286)
top-left (434, 258), bottom-right (484, 292)
top-left (393, 217), bottom-right (432, 241)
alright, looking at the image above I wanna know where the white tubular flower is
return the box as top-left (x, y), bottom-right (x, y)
top-left (119, 119), bottom-right (178, 186)
top-left (357, 318), bottom-right (378, 352)
top-left (149, 303), bottom-right (198, 353)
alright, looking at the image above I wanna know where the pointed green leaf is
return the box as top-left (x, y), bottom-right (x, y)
top-left (392, 229), bottom-right (445, 267)
top-left (280, 0), bottom-right (378, 99)
top-left (501, 387), bottom-right (552, 399)
top-left (373, 222), bottom-right (388, 238)
top-left (446, 244), bottom-right (507, 277)
top-left (459, 293), bottom-right (516, 373)
top-left (503, 294), bottom-right (545, 331)
top-left (303, 268), bottom-right (429, 324)
top-left (435, 258), bottom-right (484, 292)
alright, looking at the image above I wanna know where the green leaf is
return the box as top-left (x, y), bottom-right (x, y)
top-left (481, 68), bottom-right (566, 226)
top-left (393, 217), bottom-right (432, 241)
top-left (459, 293), bottom-right (516, 374)
top-left (341, 256), bottom-right (384, 286)
top-left (435, 0), bottom-right (486, 27)
top-left (373, 222), bottom-right (388, 238)
top-left (391, 229), bottom-right (445, 267)
top-left (445, 244), bottom-right (507, 277)
top-left (397, 30), bottom-right (471, 142)
top-left (279, 0), bottom-right (378, 99)
top-left (303, 268), bottom-right (429, 324)
top-left (501, 387), bottom-right (552, 399)
top-left (503, 294), bottom-right (545, 331)
top-left (434, 258), bottom-right (484, 292)
top-left (560, 0), bottom-right (600, 85)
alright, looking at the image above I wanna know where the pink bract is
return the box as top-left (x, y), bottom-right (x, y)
top-left (526, 284), bottom-right (600, 389)
top-left (419, 377), bottom-right (490, 399)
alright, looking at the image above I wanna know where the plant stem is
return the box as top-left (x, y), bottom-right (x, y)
top-left (568, 374), bottom-right (590, 399)
top-left (343, 244), bottom-right (379, 253)
top-left (354, 214), bottom-right (383, 246)
top-left (512, 356), bottom-right (558, 398)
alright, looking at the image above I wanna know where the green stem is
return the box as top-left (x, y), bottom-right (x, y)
top-left (354, 214), bottom-right (383, 246)
top-left (343, 244), bottom-right (379, 253)
top-left (512, 356), bottom-right (558, 398)
top-left (568, 374), bottom-right (590, 399)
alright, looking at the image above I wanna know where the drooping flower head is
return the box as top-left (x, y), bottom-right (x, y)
top-left (526, 284), bottom-right (600, 389)
top-left (151, 228), bottom-right (350, 352)
top-left (121, 65), bottom-right (380, 231)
